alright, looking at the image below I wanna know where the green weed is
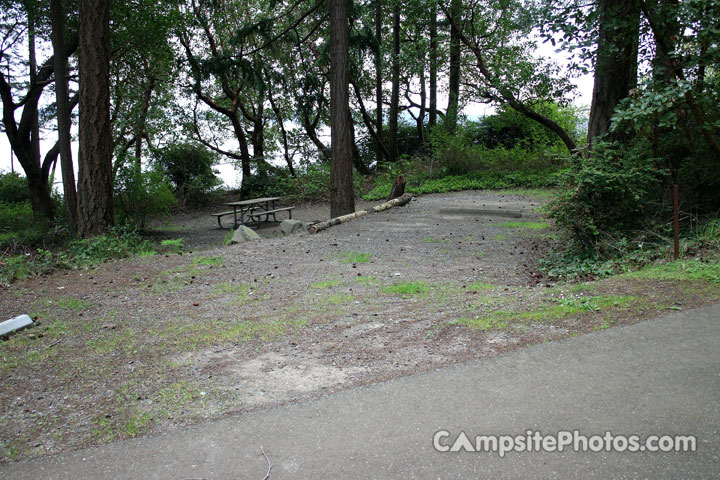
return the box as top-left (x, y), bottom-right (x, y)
top-left (623, 259), bottom-right (720, 284)
top-left (311, 279), bottom-right (342, 289)
top-left (56, 297), bottom-right (93, 311)
top-left (340, 251), bottom-right (372, 263)
top-left (382, 281), bottom-right (430, 296)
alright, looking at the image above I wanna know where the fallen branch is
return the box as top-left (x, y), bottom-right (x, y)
top-left (371, 193), bottom-right (412, 213)
top-left (308, 193), bottom-right (413, 234)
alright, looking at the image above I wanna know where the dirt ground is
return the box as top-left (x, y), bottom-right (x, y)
top-left (1, 190), bottom-right (718, 462)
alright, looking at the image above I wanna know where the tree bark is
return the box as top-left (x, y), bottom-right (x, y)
top-left (77, 0), bottom-right (114, 237)
top-left (51, 0), bottom-right (79, 235)
top-left (387, 1), bottom-right (400, 162)
top-left (587, 0), bottom-right (641, 147)
top-left (428, 0), bottom-right (438, 129)
top-left (447, 0), bottom-right (462, 134)
top-left (329, 0), bottom-right (355, 217)
top-left (375, 0), bottom-right (384, 166)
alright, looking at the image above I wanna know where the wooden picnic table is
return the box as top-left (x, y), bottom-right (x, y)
top-left (211, 197), bottom-right (294, 229)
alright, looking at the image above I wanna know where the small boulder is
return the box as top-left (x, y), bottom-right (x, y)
top-left (230, 225), bottom-right (261, 244)
top-left (280, 219), bottom-right (308, 236)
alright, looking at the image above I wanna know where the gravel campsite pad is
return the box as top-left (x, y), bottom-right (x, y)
top-left (1, 190), bottom-right (719, 462)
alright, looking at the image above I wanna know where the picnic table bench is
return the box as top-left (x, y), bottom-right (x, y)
top-left (211, 197), bottom-right (294, 229)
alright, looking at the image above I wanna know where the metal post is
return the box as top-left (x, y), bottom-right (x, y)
top-left (673, 184), bottom-right (679, 260)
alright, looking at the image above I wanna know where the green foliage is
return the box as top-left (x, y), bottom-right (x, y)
top-left (363, 166), bottom-right (567, 201)
top-left (114, 165), bottom-right (176, 229)
top-left (624, 259), bottom-right (720, 284)
top-left (340, 251), bottom-right (372, 263)
top-left (153, 143), bottom-right (222, 207)
top-left (0, 201), bottom-right (58, 250)
top-left (546, 141), bottom-right (668, 251)
top-left (0, 171), bottom-right (30, 204)
top-left (159, 238), bottom-right (184, 254)
top-left (469, 104), bottom-right (585, 151)
top-left (61, 228), bottom-right (156, 268)
top-left (382, 281), bottom-right (430, 296)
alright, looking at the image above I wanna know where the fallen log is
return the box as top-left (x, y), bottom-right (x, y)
top-left (308, 210), bottom-right (369, 234)
top-left (308, 193), bottom-right (413, 234)
top-left (372, 193), bottom-right (413, 212)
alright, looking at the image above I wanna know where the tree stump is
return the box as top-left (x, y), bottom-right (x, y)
top-left (386, 176), bottom-right (406, 201)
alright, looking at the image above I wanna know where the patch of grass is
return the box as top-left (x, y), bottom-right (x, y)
top-left (324, 293), bottom-right (355, 305)
top-left (160, 238), bottom-right (183, 254)
top-left (339, 251), bottom-right (372, 263)
top-left (382, 281), bottom-right (430, 297)
top-left (495, 234), bottom-right (506, 241)
top-left (473, 251), bottom-right (485, 258)
top-left (458, 294), bottom-right (638, 331)
top-left (449, 316), bottom-right (508, 331)
top-left (155, 315), bottom-right (306, 350)
top-left (497, 221), bottom-right (550, 230)
top-left (569, 283), bottom-right (595, 293)
top-left (56, 297), bottom-right (93, 311)
top-left (466, 281), bottom-right (497, 291)
top-left (355, 275), bottom-right (380, 286)
top-left (623, 259), bottom-right (720, 284)
top-left (192, 255), bottom-right (223, 267)
top-left (86, 330), bottom-right (138, 355)
top-left (311, 279), bottom-right (342, 289)
top-left (211, 282), bottom-right (252, 295)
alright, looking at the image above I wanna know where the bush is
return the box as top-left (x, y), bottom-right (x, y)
top-left (546, 140), bottom-right (669, 252)
top-left (0, 171), bottom-right (30, 204)
top-left (114, 165), bottom-right (177, 229)
top-left (153, 143), bottom-right (222, 207)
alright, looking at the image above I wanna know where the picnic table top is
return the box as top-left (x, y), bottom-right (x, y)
top-left (223, 197), bottom-right (281, 207)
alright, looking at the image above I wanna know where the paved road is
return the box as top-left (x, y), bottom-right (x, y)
top-left (3, 305), bottom-right (718, 479)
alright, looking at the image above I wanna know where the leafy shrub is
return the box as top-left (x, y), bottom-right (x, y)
top-left (60, 227), bottom-right (155, 268)
top-left (0, 201), bottom-right (57, 250)
top-left (0, 171), bottom-right (30, 204)
top-left (153, 143), bottom-right (222, 207)
top-left (545, 141), bottom-right (668, 251)
top-left (114, 165), bottom-right (177, 229)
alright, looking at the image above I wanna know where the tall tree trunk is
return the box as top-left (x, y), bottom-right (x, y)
top-left (329, 0), bottom-right (355, 217)
top-left (447, 0), bottom-right (461, 134)
top-left (27, 9), bottom-right (42, 183)
top-left (428, 0), bottom-right (438, 130)
top-left (77, 0), bottom-right (114, 237)
top-left (26, 7), bottom-right (55, 220)
top-left (267, 83), bottom-right (296, 177)
top-left (388, 1), bottom-right (400, 162)
top-left (587, 0), bottom-right (640, 147)
top-left (417, 70), bottom-right (426, 144)
top-left (51, 0), bottom-right (79, 235)
top-left (375, 0), bottom-right (384, 167)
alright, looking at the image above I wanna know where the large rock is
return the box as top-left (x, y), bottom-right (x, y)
top-left (279, 219), bottom-right (308, 236)
top-left (0, 314), bottom-right (33, 337)
top-left (230, 225), bottom-right (261, 244)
